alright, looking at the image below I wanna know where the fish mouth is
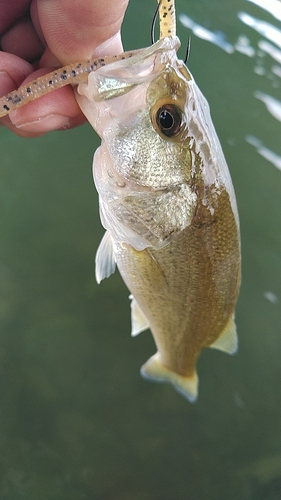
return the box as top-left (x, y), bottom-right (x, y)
top-left (100, 36), bottom-right (181, 71)
top-left (77, 36), bottom-right (181, 103)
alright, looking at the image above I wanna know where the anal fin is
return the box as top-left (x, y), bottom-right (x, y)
top-left (210, 316), bottom-right (238, 355)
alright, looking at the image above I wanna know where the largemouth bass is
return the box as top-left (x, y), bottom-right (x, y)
top-left (0, 0), bottom-right (241, 402)
top-left (76, 33), bottom-right (241, 402)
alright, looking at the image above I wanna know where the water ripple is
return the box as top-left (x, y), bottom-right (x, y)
top-left (254, 91), bottom-right (281, 121)
top-left (178, 13), bottom-right (234, 53)
top-left (246, 135), bottom-right (281, 171)
top-left (238, 12), bottom-right (281, 48)
top-left (247, 0), bottom-right (281, 22)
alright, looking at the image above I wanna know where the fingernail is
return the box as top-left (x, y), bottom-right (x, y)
top-left (0, 71), bottom-right (16, 95)
top-left (13, 114), bottom-right (70, 133)
top-left (93, 32), bottom-right (124, 57)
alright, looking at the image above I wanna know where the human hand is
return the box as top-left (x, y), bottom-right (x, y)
top-left (0, 0), bottom-right (129, 137)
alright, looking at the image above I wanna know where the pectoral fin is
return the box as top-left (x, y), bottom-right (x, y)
top-left (95, 231), bottom-right (116, 284)
top-left (210, 316), bottom-right (238, 355)
top-left (129, 295), bottom-right (150, 336)
top-left (140, 353), bottom-right (198, 403)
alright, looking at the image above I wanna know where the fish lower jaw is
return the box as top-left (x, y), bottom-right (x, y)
top-left (140, 352), bottom-right (198, 403)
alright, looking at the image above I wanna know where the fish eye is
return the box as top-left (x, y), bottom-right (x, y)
top-left (156, 104), bottom-right (182, 138)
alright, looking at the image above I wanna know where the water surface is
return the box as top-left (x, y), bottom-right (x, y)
top-left (0, 1), bottom-right (280, 499)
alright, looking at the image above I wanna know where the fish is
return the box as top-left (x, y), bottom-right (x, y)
top-left (0, 0), bottom-right (241, 402)
top-left (76, 5), bottom-right (241, 402)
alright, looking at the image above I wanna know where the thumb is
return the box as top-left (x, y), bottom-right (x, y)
top-left (35, 0), bottom-right (129, 65)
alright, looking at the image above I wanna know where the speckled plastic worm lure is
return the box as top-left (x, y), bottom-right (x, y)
top-left (0, 52), bottom-right (140, 117)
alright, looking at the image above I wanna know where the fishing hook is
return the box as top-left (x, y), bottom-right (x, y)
top-left (151, 0), bottom-right (162, 45)
top-left (184, 36), bottom-right (191, 64)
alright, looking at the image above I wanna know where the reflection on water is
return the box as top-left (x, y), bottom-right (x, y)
top-left (238, 11), bottom-right (281, 48)
top-left (272, 63), bottom-right (281, 77)
top-left (247, 0), bottom-right (281, 22)
top-left (179, 13), bottom-right (235, 53)
top-left (246, 135), bottom-right (281, 171)
top-left (254, 90), bottom-right (281, 121)
top-left (263, 291), bottom-right (279, 304)
top-left (179, 13), bottom-right (257, 57)
top-left (235, 35), bottom-right (255, 57)
top-left (179, 0), bottom-right (281, 82)
top-left (258, 39), bottom-right (281, 63)
top-left (0, 0), bottom-right (281, 499)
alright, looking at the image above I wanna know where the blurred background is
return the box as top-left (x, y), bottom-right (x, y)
top-left (0, 0), bottom-right (280, 499)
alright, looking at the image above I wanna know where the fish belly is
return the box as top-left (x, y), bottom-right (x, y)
top-left (113, 188), bottom-right (240, 401)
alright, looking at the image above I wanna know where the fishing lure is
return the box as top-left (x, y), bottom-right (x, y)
top-left (0, 1), bottom-right (241, 402)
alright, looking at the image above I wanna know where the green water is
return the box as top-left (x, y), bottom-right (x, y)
top-left (0, 1), bottom-right (280, 499)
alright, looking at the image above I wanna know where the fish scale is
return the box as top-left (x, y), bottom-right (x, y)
top-left (114, 188), bottom-right (239, 392)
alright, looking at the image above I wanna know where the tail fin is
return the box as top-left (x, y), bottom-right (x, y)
top-left (140, 353), bottom-right (198, 403)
